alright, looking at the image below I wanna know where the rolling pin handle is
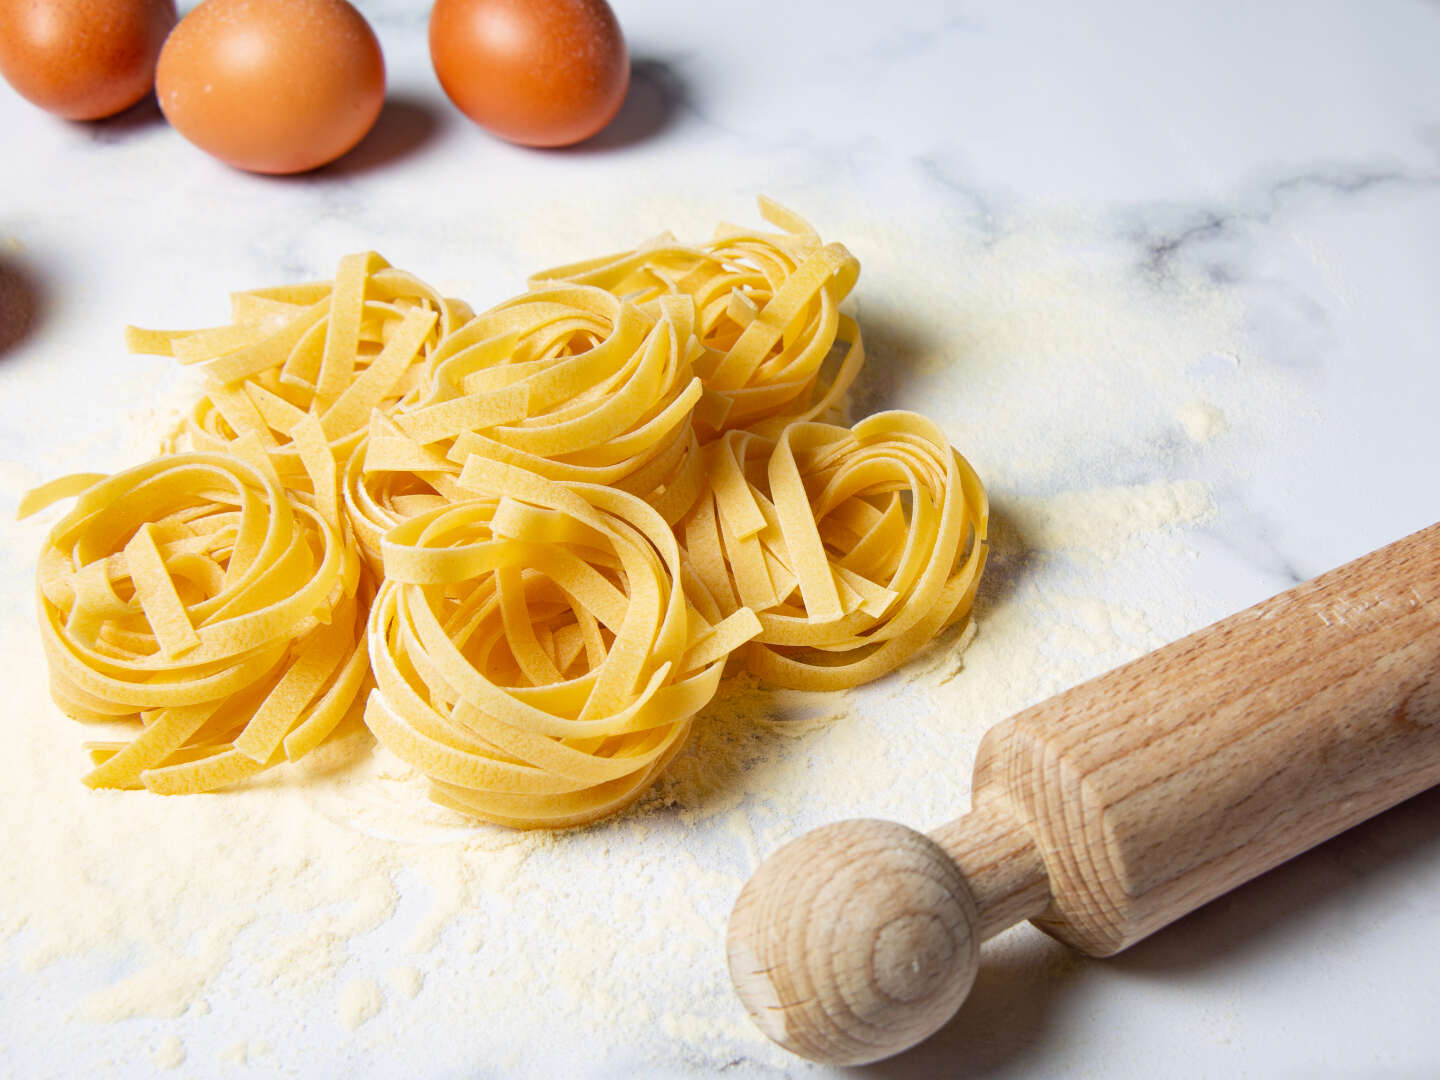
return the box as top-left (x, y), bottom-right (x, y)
top-left (929, 797), bottom-right (1052, 941)
top-left (726, 805), bottom-right (1051, 1066)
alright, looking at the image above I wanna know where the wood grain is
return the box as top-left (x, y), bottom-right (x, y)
top-left (984, 521), bottom-right (1440, 954)
top-left (728, 522), bottom-right (1440, 1064)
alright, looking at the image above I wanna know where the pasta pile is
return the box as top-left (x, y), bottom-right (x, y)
top-left (24, 201), bottom-right (988, 827)
top-left (679, 413), bottom-right (988, 691)
top-left (347, 283), bottom-right (707, 574)
top-left (129, 251), bottom-right (472, 497)
top-left (24, 453), bottom-right (366, 794)
top-left (533, 199), bottom-right (863, 438)
top-left (366, 465), bottom-right (759, 829)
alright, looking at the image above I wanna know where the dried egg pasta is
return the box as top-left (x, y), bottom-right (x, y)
top-left (24, 204), bottom-right (990, 825)
top-left (127, 252), bottom-right (472, 499)
top-left (346, 283), bottom-right (709, 574)
top-left (679, 411), bottom-right (989, 690)
top-left (533, 196), bottom-right (864, 438)
top-left (24, 452), bottom-right (367, 793)
top-left (364, 462), bottom-right (759, 827)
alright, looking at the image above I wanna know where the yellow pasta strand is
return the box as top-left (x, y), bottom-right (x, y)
top-left (33, 452), bottom-right (367, 792)
top-left (364, 467), bottom-right (757, 828)
top-left (127, 253), bottom-right (471, 499)
top-left (355, 284), bottom-right (707, 546)
top-left (28, 206), bottom-right (991, 827)
top-left (532, 199), bottom-right (864, 437)
top-left (678, 411), bottom-right (989, 690)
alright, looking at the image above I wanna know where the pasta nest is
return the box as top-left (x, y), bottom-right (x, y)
top-left (30, 453), bottom-right (368, 794)
top-left (129, 251), bottom-right (472, 495)
top-left (27, 207), bottom-right (993, 821)
top-left (345, 283), bottom-right (708, 572)
top-left (363, 462), bottom-right (760, 828)
top-left (679, 411), bottom-right (989, 690)
top-left (533, 196), bottom-right (863, 438)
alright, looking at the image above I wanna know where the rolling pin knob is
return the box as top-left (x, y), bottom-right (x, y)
top-left (726, 808), bottom-right (1051, 1065)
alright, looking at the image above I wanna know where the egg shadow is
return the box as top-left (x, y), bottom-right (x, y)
top-left (83, 92), bottom-right (168, 142)
top-left (0, 254), bottom-right (46, 360)
top-left (321, 95), bottom-right (446, 177)
top-left (565, 55), bottom-right (687, 152)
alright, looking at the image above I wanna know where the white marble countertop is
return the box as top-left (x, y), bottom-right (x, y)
top-left (3, 1), bottom-right (1439, 1077)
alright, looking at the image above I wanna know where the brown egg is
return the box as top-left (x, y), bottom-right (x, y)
top-left (0, 0), bottom-right (177, 121)
top-left (156, 0), bottom-right (386, 175)
top-left (430, 0), bottom-right (629, 148)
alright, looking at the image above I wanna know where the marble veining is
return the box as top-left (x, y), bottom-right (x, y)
top-left (1, 1), bottom-right (1438, 1077)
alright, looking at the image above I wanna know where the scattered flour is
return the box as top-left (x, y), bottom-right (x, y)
top-left (150, 1035), bottom-right (185, 1071)
top-left (1178, 400), bottom-right (1229, 443)
top-left (219, 1041), bottom-right (248, 1065)
top-left (216, 1039), bottom-right (269, 1065)
top-left (1005, 479), bottom-right (1215, 557)
top-left (338, 979), bottom-right (383, 1030)
top-left (74, 934), bottom-right (230, 1022)
top-left (0, 208), bottom-right (1296, 1077)
top-left (388, 966), bottom-right (424, 1000)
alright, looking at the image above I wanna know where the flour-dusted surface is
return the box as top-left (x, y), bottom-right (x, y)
top-left (4, 2), bottom-right (1440, 1077)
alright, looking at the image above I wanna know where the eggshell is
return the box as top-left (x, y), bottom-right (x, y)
top-left (0, 0), bottom-right (177, 121)
top-left (430, 0), bottom-right (629, 148)
top-left (156, 0), bottom-right (385, 174)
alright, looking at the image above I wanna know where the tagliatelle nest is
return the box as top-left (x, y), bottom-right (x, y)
top-left (27, 452), bottom-right (367, 794)
top-left (128, 251), bottom-right (472, 496)
top-left (24, 201), bottom-right (989, 826)
top-left (345, 283), bottom-right (709, 575)
top-left (680, 412), bottom-right (989, 690)
top-left (364, 463), bottom-right (759, 828)
top-left (532, 197), bottom-right (864, 438)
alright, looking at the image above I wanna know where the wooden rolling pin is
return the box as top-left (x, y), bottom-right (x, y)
top-left (727, 522), bottom-right (1440, 1065)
